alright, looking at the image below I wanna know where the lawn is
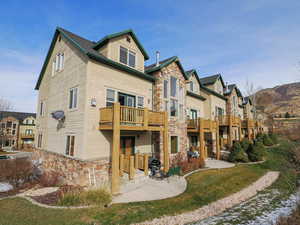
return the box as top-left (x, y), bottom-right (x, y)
top-left (0, 140), bottom-right (298, 225)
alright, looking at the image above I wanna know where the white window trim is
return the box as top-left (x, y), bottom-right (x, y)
top-left (69, 86), bottom-right (79, 110)
top-left (119, 45), bottom-right (136, 68)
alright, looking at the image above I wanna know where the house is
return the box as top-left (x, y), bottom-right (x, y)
top-left (34, 27), bottom-right (262, 194)
top-left (0, 111), bottom-right (36, 150)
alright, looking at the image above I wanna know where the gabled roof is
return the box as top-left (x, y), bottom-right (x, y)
top-left (93, 29), bottom-right (149, 60)
top-left (35, 27), bottom-right (155, 90)
top-left (200, 85), bottom-right (227, 101)
top-left (200, 74), bottom-right (225, 88)
top-left (243, 96), bottom-right (252, 105)
top-left (185, 69), bottom-right (202, 86)
top-left (186, 91), bottom-right (206, 101)
top-left (0, 111), bottom-right (36, 124)
top-left (225, 84), bottom-right (243, 97)
top-left (145, 56), bottom-right (188, 80)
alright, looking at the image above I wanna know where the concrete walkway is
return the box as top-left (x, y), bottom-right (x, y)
top-left (113, 159), bottom-right (235, 204)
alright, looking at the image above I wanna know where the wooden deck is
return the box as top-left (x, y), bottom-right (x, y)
top-left (99, 106), bottom-right (165, 131)
top-left (218, 115), bottom-right (241, 127)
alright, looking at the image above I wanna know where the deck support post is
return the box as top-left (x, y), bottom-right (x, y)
top-left (119, 154), bottom-right (124, 177)
top-left (228, 115), bottom-right (233, 147)
top-left (144, 154), bottom-right (149, 176)
top-left (239, 121), bottom-right (242, 141)
top-left (199, 118), bottom-right (205, 161)
top-left (111, 102), bottom-right (120, 195)
top-left (216, 120), bottom-right (220, 160)
top-left (163, 111), bottom-right (169, 173)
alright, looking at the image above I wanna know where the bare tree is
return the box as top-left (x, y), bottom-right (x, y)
top-left (0, 97), bottom-right (13, 111)
top-left (245, 80), bottom-right (263, 120)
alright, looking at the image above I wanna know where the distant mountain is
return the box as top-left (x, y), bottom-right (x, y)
top-left (255, 82), bottom-right (300, 116)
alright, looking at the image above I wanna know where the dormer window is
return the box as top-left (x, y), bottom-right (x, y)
top-left (119, 46), bottom-right (136, 68)
top-left (190, 81), bottom-right (194, 92)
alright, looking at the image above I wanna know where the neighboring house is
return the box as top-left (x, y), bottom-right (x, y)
top-left (34, 27), bottom-right (262, 194)
top-left (0, 111), bottom-right (36, 150)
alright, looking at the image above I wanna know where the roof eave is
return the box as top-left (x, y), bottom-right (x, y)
top-left (187, 91), bottom-right (206, 101)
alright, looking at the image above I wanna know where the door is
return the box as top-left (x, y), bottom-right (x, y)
top-left (120, 136), bottom-right (135, 157)
top-left (190, 109), bottom-right (197, 119)
top-left (118, 93), bottom-right (136, 107)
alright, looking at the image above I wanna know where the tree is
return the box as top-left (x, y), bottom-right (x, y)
top-left (0, 97), bottom-right (13, 111)
top-left (245, 80), bottom-right (263, 120)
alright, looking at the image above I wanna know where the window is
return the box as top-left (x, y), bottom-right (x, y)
top-left (12, 129), bottom-right (16, 135)
top-left (164, 100), bottom-right (168, 112)
top-left (65, 135), bottom-right (75, 156)
top-left (170, 99), bottom-right (178, 117)
top-left (6, 121), bottom-right (12, 128)
top-left (106, 89), bottom-right (115, 107)
top-left (129, 51), bottom-right (136, 67)
top-left (190, 81), bottom-right (194, 92)
top-left (137, 96), bottom-right (144, 108)
top-left (119, 46), bottom-right (136, 68)
top-left (69, 87), bottom-right (78, 109)
top-left (37, 134), bottom-right (43, 148)
top-left (170, 77), bottom-right (177, 97)
top-left (179, 104), bottom-right (184, 120)
top-left (52, 53), bottom-right (64, 75)
top-left (171, 136), bottom-right (178, 154)
top-left (26, 119), bottom-right (29, 124)
top-left (40, 101), bottom-right (45, 116)
top-left (191, 136), bottom-right (198, 146)
top-left (1, 123), bottom-right (5, 129)
top-left (12, 123), bottom-right (16, 129)
top-left (163, 80), bottom-right (168, 98)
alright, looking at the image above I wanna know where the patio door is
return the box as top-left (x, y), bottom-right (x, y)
top-left (190, 109), bottom-right (197, 119)
top-left (118, 92), bottom-right (136, 107)
top-left (120, 136), bottom-right (135, 157)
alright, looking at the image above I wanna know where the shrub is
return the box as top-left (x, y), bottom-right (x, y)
top-left (58, 188), bottom-right (112, 207)
top-left (39, 171), bottom-right (62, 187)
top-left (228, 142), bottom-right (249, 163)
top-left (247, 142), bottom-right (266, 162)
top-left (263, 134), bottom-right (273, 146)
top-left (269, 133), bottom-right (279, 144)
top-left (240, 138), bottom-right (251, 152)
top-left (170, 152), bottom-right (205, 175)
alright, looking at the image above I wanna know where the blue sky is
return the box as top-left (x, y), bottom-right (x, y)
top-left (0, 0), bottom-right (300, 112)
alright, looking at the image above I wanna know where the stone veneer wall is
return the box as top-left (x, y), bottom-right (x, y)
top-left (151, 62), bottom-right (188, 164)
top-left (32, 148), bottom-right (110, 187)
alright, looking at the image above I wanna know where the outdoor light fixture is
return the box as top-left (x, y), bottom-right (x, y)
top-left (91, 98), bottom-right (97, 107)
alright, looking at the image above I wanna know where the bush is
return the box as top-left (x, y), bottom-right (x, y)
top-left (228, 142), bottom-right (249, 163)
top-left (269, 133), bottom-right (279, 144)
top-left (247, 142), bottom-right (266, 162)
top-left (240, 138), bottom-right (251, 152)
top-left (59, 188), bottom-right (112, 207)
top-left (263, 134), bottom-right (273, 146)
top-left (170, 152), bottom-right (205, 175)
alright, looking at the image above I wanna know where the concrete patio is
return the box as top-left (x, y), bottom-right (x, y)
top-left (113, 159), bottom-right (235, 204)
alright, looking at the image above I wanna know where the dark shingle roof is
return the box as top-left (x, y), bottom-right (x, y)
top-left (186, 91), bottom-right (206, 101)
top-left (0, 111), bottom-right (36, 123)
top-left (145, 56), bottom-right (188, 80)
top-left (35, 27), bottom-right (155, 90)
top-left (225, 84), bottom-right (243, 97)
top-left (200, 74), bottom-right (225, 87)
top-left (93, 29), bottom-right (149, 60)
top-left (243, 96), bottom-right (252, 105)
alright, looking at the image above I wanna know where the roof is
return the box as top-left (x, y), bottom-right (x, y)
top-left (0, 111), bottom-right (36, 123)
top-left (187, 91), bottom-right (206, 101)
top-left (243, 96), bottom-right (252, 105)
top-left (35, 27), bottom-right (155, 90)
top-left (200, 74), bottom-right (225, 87)
top-left (200, 85), bottom-right (227, 101)
top-left (185, 69), bottom-right (202, 86)
top-left (225, 84), bottom-right (243, 97)
top-left (145, 56), bottom-right (188, 80)
top-left (93, 29), bottom-right (149, 60)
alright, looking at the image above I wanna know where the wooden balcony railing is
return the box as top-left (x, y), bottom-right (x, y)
top-left (99, 104), bottom-right (165, 130)
top-left (119, 153), bottom-right (149, 180)
top-left (218, 115), bottom-right (241, 126)
top-left (20, 134), bottom-right (35, 139)
top-left (187, 118), bottom-right (217, 132)
top-left (241, 119), bottom-right (255, 128)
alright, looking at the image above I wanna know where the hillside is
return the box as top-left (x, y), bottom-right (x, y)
top-left (256, 82), bottom-right (300, 116)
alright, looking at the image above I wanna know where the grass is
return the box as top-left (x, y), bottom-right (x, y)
top-left (0, 139), bottom-right (298, 225)
top-left (0, 151), bottom-right (15, 155)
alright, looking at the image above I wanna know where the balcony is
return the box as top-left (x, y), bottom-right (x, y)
top-left (218, 115), bottom-right (241, 127)
top-left (187, 118), bottom-right (218, 132)
top-left (242, 119), bottom-right (255, 128)
top-left (20, 134), bottom-right (35, 139)
top-left (99, 104), bottom-right (166, 131)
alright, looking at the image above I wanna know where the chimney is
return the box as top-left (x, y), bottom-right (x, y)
top-left (156, 51), bottom-right (160, 67)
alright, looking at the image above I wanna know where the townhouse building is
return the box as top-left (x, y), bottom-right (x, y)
top-left (0, 111), bottom-right (36, 150)
top-left (35, 27), bottom-right (262, 194)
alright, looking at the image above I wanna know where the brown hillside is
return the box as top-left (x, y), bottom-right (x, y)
top-left (256, 82), bottom-right (300, 116)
